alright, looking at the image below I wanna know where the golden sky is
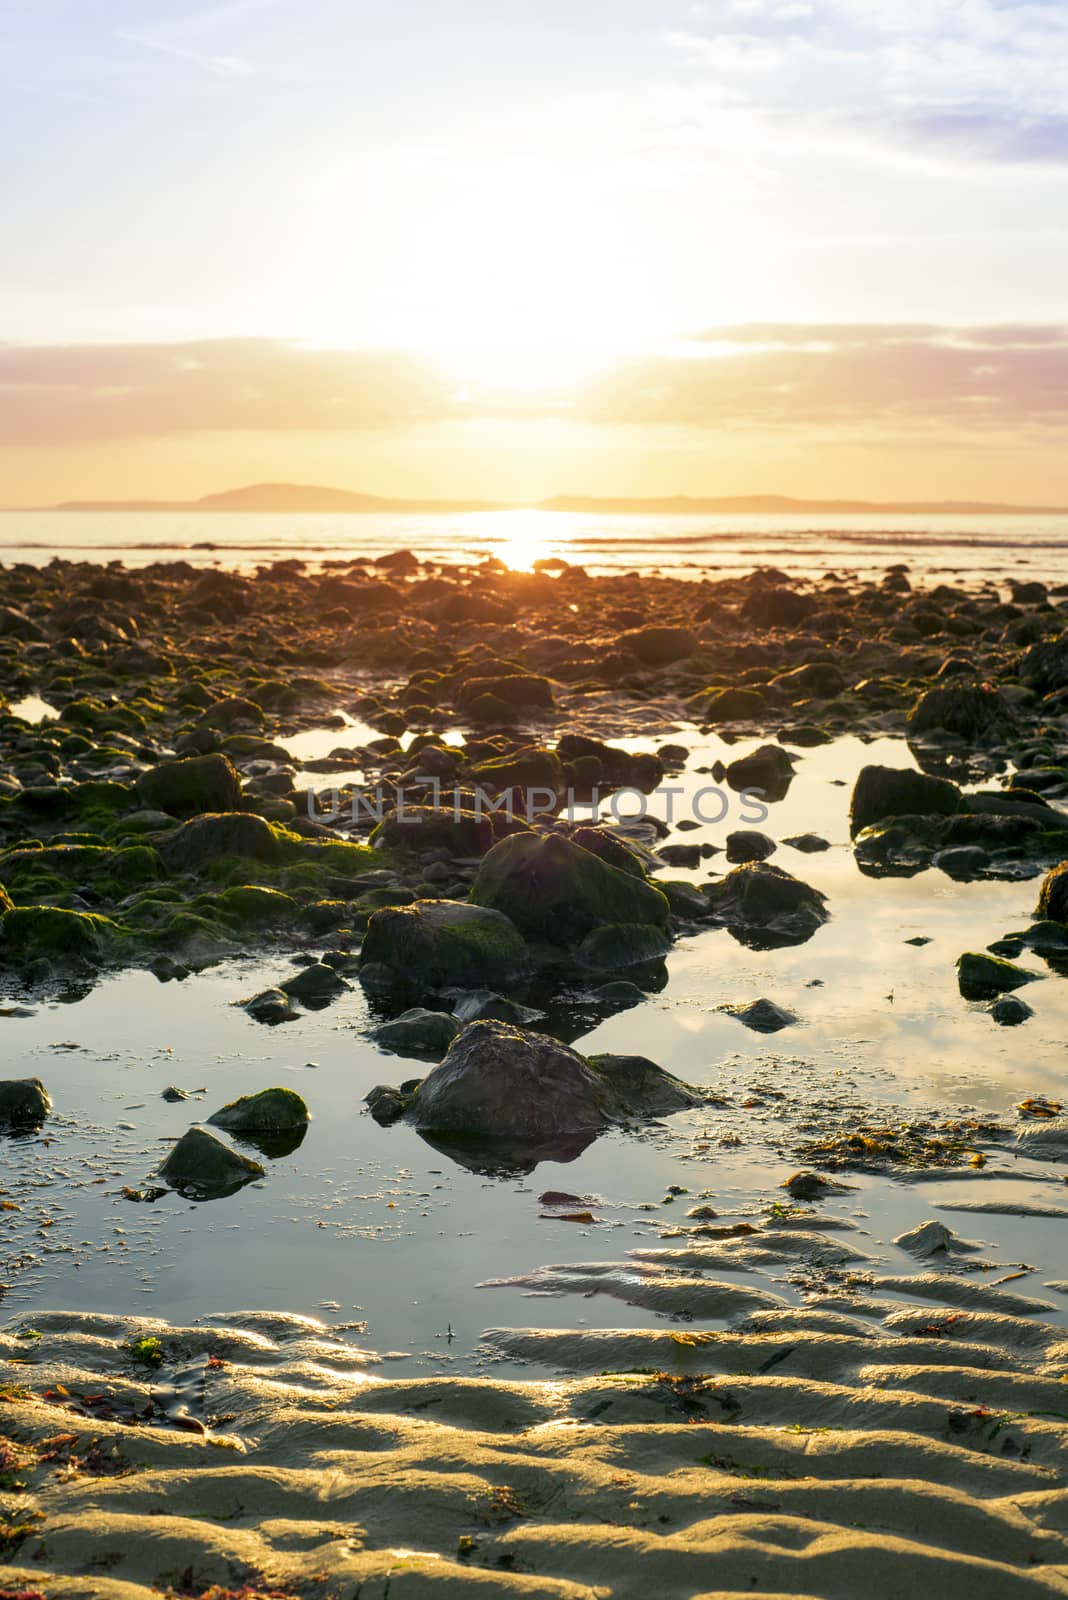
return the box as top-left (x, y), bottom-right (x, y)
top-left (2, 2), bottom-right (1067, 504)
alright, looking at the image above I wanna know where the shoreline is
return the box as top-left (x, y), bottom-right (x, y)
top-left (4, 551), bottom-right (1068, 1594)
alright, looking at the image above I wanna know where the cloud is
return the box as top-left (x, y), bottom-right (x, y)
top-left (1, 327), bottom-right (1067, 447)
top-left (666, 0), bottom-right (1068, 168)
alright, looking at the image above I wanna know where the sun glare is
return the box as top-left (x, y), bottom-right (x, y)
top-left (480, 508), bottom-right (564, 572)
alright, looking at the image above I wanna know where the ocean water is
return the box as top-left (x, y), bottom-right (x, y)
top-left (2, 508), bottom-right (1068, 582)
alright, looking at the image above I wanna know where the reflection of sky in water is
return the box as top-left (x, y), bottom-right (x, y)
top-left (2, 730), bottom-right (1068, 1368)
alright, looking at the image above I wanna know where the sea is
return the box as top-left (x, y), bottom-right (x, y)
top-left (3, 508), bottom-right (1068, 583)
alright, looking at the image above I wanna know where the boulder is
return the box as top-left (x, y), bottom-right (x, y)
top-left (703, 862), bottom-right (829, 948)
top-left (576, 923), bottom-right (671, 970)
top-left (240, 987), bottom-right (299, 1025)
top-left (405, 1020), bottom-right (699, 1140)
top-left (373, 1007), bottom-right (461, 1057)
top-left (688, 686), bottom-right (764, 723)
top-left (617, 625), bottom-right (698, 666)
top-left (159, 812), bottom-right (283, 872)
top-left (957, 951), bottom-right (1040, 1000)
top-left (725, 830), bottom-right (776, 864)
top-left (207, 1087), bottom-right (309, 1134)
top-left (158, 1126), bottom-right (265, 1199)
top-left (907, 683), bottom-right (1015, 743)
top-left (771, 661), bottom-right (845, 698)
top-left (721, 998), bottom-right (797, 1033)
top-left (1037, 860), bottom-right (1068, 922)
top-left (134, 753), bottom-right (241, 819)
top-left (281, 962), bottom-right (350, 1004)
top-left (724, 744), bottom-right (794, 799)
top-left (0, 905), bottom-right (121, 967)
top-left (989, 995), bottom-right (1033, 1026)
top-left (1019, 633), bottom-right (1068, 695)
top-left (469, 832), bottom-right (669, 944)
top-left (361, 899), bottom-right (528, 990)
top-left (0, 1077), bottom-right (51, 1129)
top-left (850, 764), bottom-right (962, 838)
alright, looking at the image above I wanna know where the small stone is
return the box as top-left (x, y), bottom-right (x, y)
top-left (989, 994), bottom-right (1034, 1026)
top-left (722, 998), bottom-right (797, 1033)
top-left (0, 1077), bottom-right (51, 1129)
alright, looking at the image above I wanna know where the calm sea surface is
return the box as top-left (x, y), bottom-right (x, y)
top-left (2, 509), bottom-right (1068, 581)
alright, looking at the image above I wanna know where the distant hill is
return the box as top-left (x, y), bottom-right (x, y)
top-left (34, 481), bottom-right (1068, 515)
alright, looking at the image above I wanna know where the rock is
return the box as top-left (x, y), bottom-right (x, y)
top-left (989, 994), bottom-right (1033, 1025)
top-left (0, 905), bottom-right (121, 968)
top-left (724, 744), bottom-right (794, 799)
top-left (161, 1085), bottom-right (188, 1102)
top-left (725, 830), bottom-right (776, 864)
top-left (656, 878), bottom-right (710, 918)
top-left (469, 832), bottom-right (669, 944)
top-left (134, 753), bottom-right (241, 818)
top-left (208, 1087), bottom-right (309, 1134)
top-left (783, 833), bottom-right (830, 853)
top-left (1036, 860), bottom-right (1068, 922)
top-left (370, 805), bottom-right (509, 855)
top-left (216, 885), bottom-right (298, 927)
top-left (908, 682), bottom-right (1015, 743)
top-left (158, 1126), bottom-right (265, 1198)
top-left (782, 1170), bottom-right (838, 1200)
top-left (361, 900), bottom-right (528, 991)
top-left (742, 587), bottom-right (816, 628)
top-left (849, 764), bottom-right (962, 838)
top-left (405, 1020), bottom-right (699, 1141)
top-left (721, 998), bottom-right (797, 1033)
top-left (688, 686), bottom-right (764, 723)
top-left (240, 988), bottom-right (299, 1025)
top-left (159, 812), bottom-right (283, 871)
top-left (933, 845), bottom-right (990, 878)
top-left (576, 922), bottom-right (671, 970)
top-left (591, 980), bottom-right (646, 1010)
top-left (957, 951), bottom-right (1040, 1000)
top-left (703, 862), bottom-right (829, 948)
top-left (282, 963), bottom-right (350, 1004)
top-left (658, 842), bottom-right (702, 868)
top-left (373, 1008), bottom-right (461, 1057)
top-left (454, 672), bottom-right (554, 712)
top-left (365, 1084), bottom-right (408, 1124)
top-left (1018, 632), bottom-right (1068, 695)
top-left (618, 625), bottom-right (698, 666)
top-left (451, 991), bottom-right (544, 1025)
top-left (0, 882), bottom-right (11, 914)
top-left (771, 661), bottom-right (845, 698)
top-left (0, 1077), bottom-right (51, 1129)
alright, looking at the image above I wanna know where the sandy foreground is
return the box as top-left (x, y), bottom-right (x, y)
top-left (4, 1220), bottom-right (1068, 1599)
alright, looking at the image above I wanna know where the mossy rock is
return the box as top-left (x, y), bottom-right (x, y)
top-left (361, 899), bottom-right (528, 990)
top-left (216, 885), bottom-right (299, 927)
top-left (469, 832), bottom-right (669, 944)
top-left (1037, 860), bottom-right (1068, 923)
top-left (0, 905), bottom-right (124, 966)
top-left (208, 1086), bottom-right (309, 1134)
top-left (703, 862), bottom-right (828, 949)
top-left (688, 686), bottom-right (764, 722)
top-left (158, 1126), bottom-right (264, 1199)
top-left (577, 923), bottom-right (672, 970)
top-left (471, 747), bottom-right (565, 792)
top-left (957, 951), bottom-right (1041, 1000)
top-left (850, 765), bottom-right (962, 839)
top-left (0, 844), bottom-right (161, 898)
top-left (158, 812), bottom-right (285, 872)
top-left (372, 1007), bottom-right (461, 1058)
top-left (134, 753), bottom-right (242, 819)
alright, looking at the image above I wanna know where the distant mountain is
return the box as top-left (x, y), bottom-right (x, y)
top-left (35, 481), bottom-right (1068, 515)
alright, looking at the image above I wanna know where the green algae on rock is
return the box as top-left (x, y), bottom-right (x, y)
top-left (469, 832), bottom-right (669, 944)
top-left (361, 899), bottom-right (528, 991)
top-left (957, 951), bottom-right (1042, 1000)
top-left (134, 752), bottom-right (242, 817)
top-left (0, 905), bottom-right (125, 968)
top-left (207, 1086), bottom-right (310, 1134)
top-left (157, 1126), bottom-right (265, 1199)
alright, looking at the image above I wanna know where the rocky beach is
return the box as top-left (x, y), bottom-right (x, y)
top-left (4, 549), bottom-right (1068, 1596)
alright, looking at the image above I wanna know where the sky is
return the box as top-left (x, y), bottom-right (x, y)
top-left (1, 0), bottom-right (1067, 505)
